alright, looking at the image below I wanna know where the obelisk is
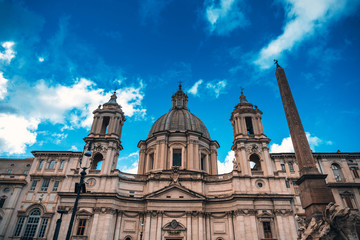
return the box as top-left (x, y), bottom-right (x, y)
top-left (275, 61), bottom-right (334, 218)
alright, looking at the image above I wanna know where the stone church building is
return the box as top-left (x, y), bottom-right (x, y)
top-left (0, 85), bottom-right (359, 240)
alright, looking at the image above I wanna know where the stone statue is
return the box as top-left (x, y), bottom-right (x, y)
top-left (298, 202), bottom-right (360, 240)
top-left (232, 158), bottom-right (238, 170)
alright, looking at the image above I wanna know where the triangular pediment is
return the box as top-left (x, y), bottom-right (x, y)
top-left (144, 183), bottom-right (205, 200)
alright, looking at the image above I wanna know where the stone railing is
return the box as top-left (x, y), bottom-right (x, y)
top-left (118, 171), bottom-right (147, 181)
top-left (204, 172), bottom-right (233, 181)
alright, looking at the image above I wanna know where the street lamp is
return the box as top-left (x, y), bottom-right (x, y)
top-left (53, 209), bottom-right (68, 240)
top-left (65, 142), bottom-right (92, 240)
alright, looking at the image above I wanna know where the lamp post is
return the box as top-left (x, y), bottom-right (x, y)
top-left (65, 142), bottom-right (92, 240)
top-left (53, 209), bottom-right (68, 240)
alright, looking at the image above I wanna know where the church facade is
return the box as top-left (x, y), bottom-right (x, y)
top-left (0, 85), bottom-right (359, 240)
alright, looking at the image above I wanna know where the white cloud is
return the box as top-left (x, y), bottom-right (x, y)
top-left (51, 133), bottom-right (68, 144)
top-left (205, 0), bottom-right (248, 35)
top-left (119, 151), bottom-right (139, 174)
top-left (0, 72), bottom-right (8, 100)
top-left (254, 0), bottom-right (360, 69)
top-left (0, 114), bottom-right (38, 154)
top-left (0, 41), bottom-right (15, 64)
top-left (270, 136), bottom-right (293, 153)
top-left (70, 145), bottom-right (78, 151)
top-left (217, 150), bottom-right (234, 174)
top-left (206, 80), bottom-right (227, 98)
top-left (188, 79), bottom-right (203, 96)
top-left (270, 132), bottom-right (332, 153)
top-left (11, 78), bottom-right (146, 128)
top-left (38, 57), bottom-right (44, 62)
top-left (0, 78), bottom-right (146, 155)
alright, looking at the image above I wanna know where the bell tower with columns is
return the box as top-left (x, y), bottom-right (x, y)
top-left (230, 89), bottom-right (273, 176)
top-left (84, 92), bottom-right (126, 175)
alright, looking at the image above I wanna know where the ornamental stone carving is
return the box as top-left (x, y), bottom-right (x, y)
top-left (93, 144), bottom-right (107, 154)
top-left (246, 144), bottom-right (260, 153)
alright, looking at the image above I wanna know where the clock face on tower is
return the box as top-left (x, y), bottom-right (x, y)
top-left (87, 178), bottom-right (96, 187)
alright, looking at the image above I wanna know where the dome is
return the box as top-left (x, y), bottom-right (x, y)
top-left (147, 108), bottom-right (211, 139)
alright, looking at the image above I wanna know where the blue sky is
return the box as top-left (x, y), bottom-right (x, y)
top-left (0, 0), bottom-right (359, 173)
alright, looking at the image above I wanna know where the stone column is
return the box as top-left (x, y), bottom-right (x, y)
top-left (193, 141), bottom-right (199, 170)
top-left (234, 212), bottom-right (245, 239)
top-left (240, 147), bottom-right (249, 175)
top-left (275, 65), bottom-right (334, 218)
top-left (113, 211), bottom-right (123, 240)
top-left (205, 213), bottom-right (211, 240)
top-left (156, 211), bottom-right (163, 240)
top-left (187, 212), bottom-right (192, 240)
top-left (138, 148), bottom-right (146, 174)
top-left (90, 212), bottom-right (100, 238)
top-left (227, 212), bottom-right (234, 240)
top-left (144, 212), bottom-right (151, 240)
top-left (198, 213), bottom-right (204, 240)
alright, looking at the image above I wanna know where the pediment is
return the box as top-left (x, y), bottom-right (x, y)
top-left (144, 184), bottom-right (205, 200)
top-left (77, 209), bottom-right (93, 216)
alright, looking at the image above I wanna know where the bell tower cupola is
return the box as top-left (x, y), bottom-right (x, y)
top-left (84, 91), bottom-right (126, 175)
top-left (230, 89), bottom-right (273, 176)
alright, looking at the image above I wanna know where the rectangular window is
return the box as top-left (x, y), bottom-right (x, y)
top-left (52, 180), bottom-right (60, 192)
top-left (77, 219), bottom-right (87, 235)
top-left (263, 221), bottom-right (272, 239)
top-left (281, 164), bottom-right (285, 171)
top-left (38, 160), bottom-right (44, 169)
top-left (40, 179), bottom-right (50, 191)
top-left (48, 160), bottom-right (55, 169)
top-left (343, 195), bottom-right (354, 208)
top-left (59, 160), bottom-right (65, 170)
top-left (7, 170), bottom-right (12, 174)
top-left (201, 154), bottom-right (206, 171)
top-left (24, 170), bottom-right (29, 174)
top-left (0, 198), bottom-right (5, 208)
top-left (38, 218), bottom-right (48, 238)
top-left (317, 158), bottom-right (324, 173)
top-left (30, 180), bottom-right (38, 191)
top-left (173, 149), bottom-right (182, 167)
top-left (148, 153), bottom-right (154, 170)
top-left (285, 180), bottom-right (290, 188)
top-left (245, 117), bottom-right (254, 135)
top-left (288, 162), bottom-right (294, 171)
top-left (14, 216), bottom-right (25, 237)
top-left (351, 167), bottom-right (360, 178)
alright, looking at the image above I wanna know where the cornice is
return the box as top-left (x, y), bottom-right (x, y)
top-left (31, 151), bottom-right (82, 157)
top-left (270, 152), bottom-right (360, 159)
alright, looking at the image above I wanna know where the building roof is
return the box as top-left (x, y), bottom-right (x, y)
top-left (147, 84), bottom-right (211, 139)
top-left (147, 108), bottom-right (211, 139)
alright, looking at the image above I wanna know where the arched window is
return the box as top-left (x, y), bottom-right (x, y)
top-left (124, 237), bottom-right (132, 240)
top-left (23, 209), bottom-right (41, 238)
top-left (250, 154), bottom-right (261, 171)
top-left (13, 208), bottom-right (49, 238)
top-left (92, 153), bottom-right (103, 170)
top-left (331, 163), bottom-right (344, 182)
top-left (100, 117), bottom-right (110, 135)
top-left (48, 160), bottom-right (55, 169)
top-left (59, 160), bottom-right (65, 169)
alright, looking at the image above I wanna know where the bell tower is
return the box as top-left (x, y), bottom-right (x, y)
top-left (84, 92), bottom-right (126, 175)
top-left (230, 90), bottom-right (273, 176)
